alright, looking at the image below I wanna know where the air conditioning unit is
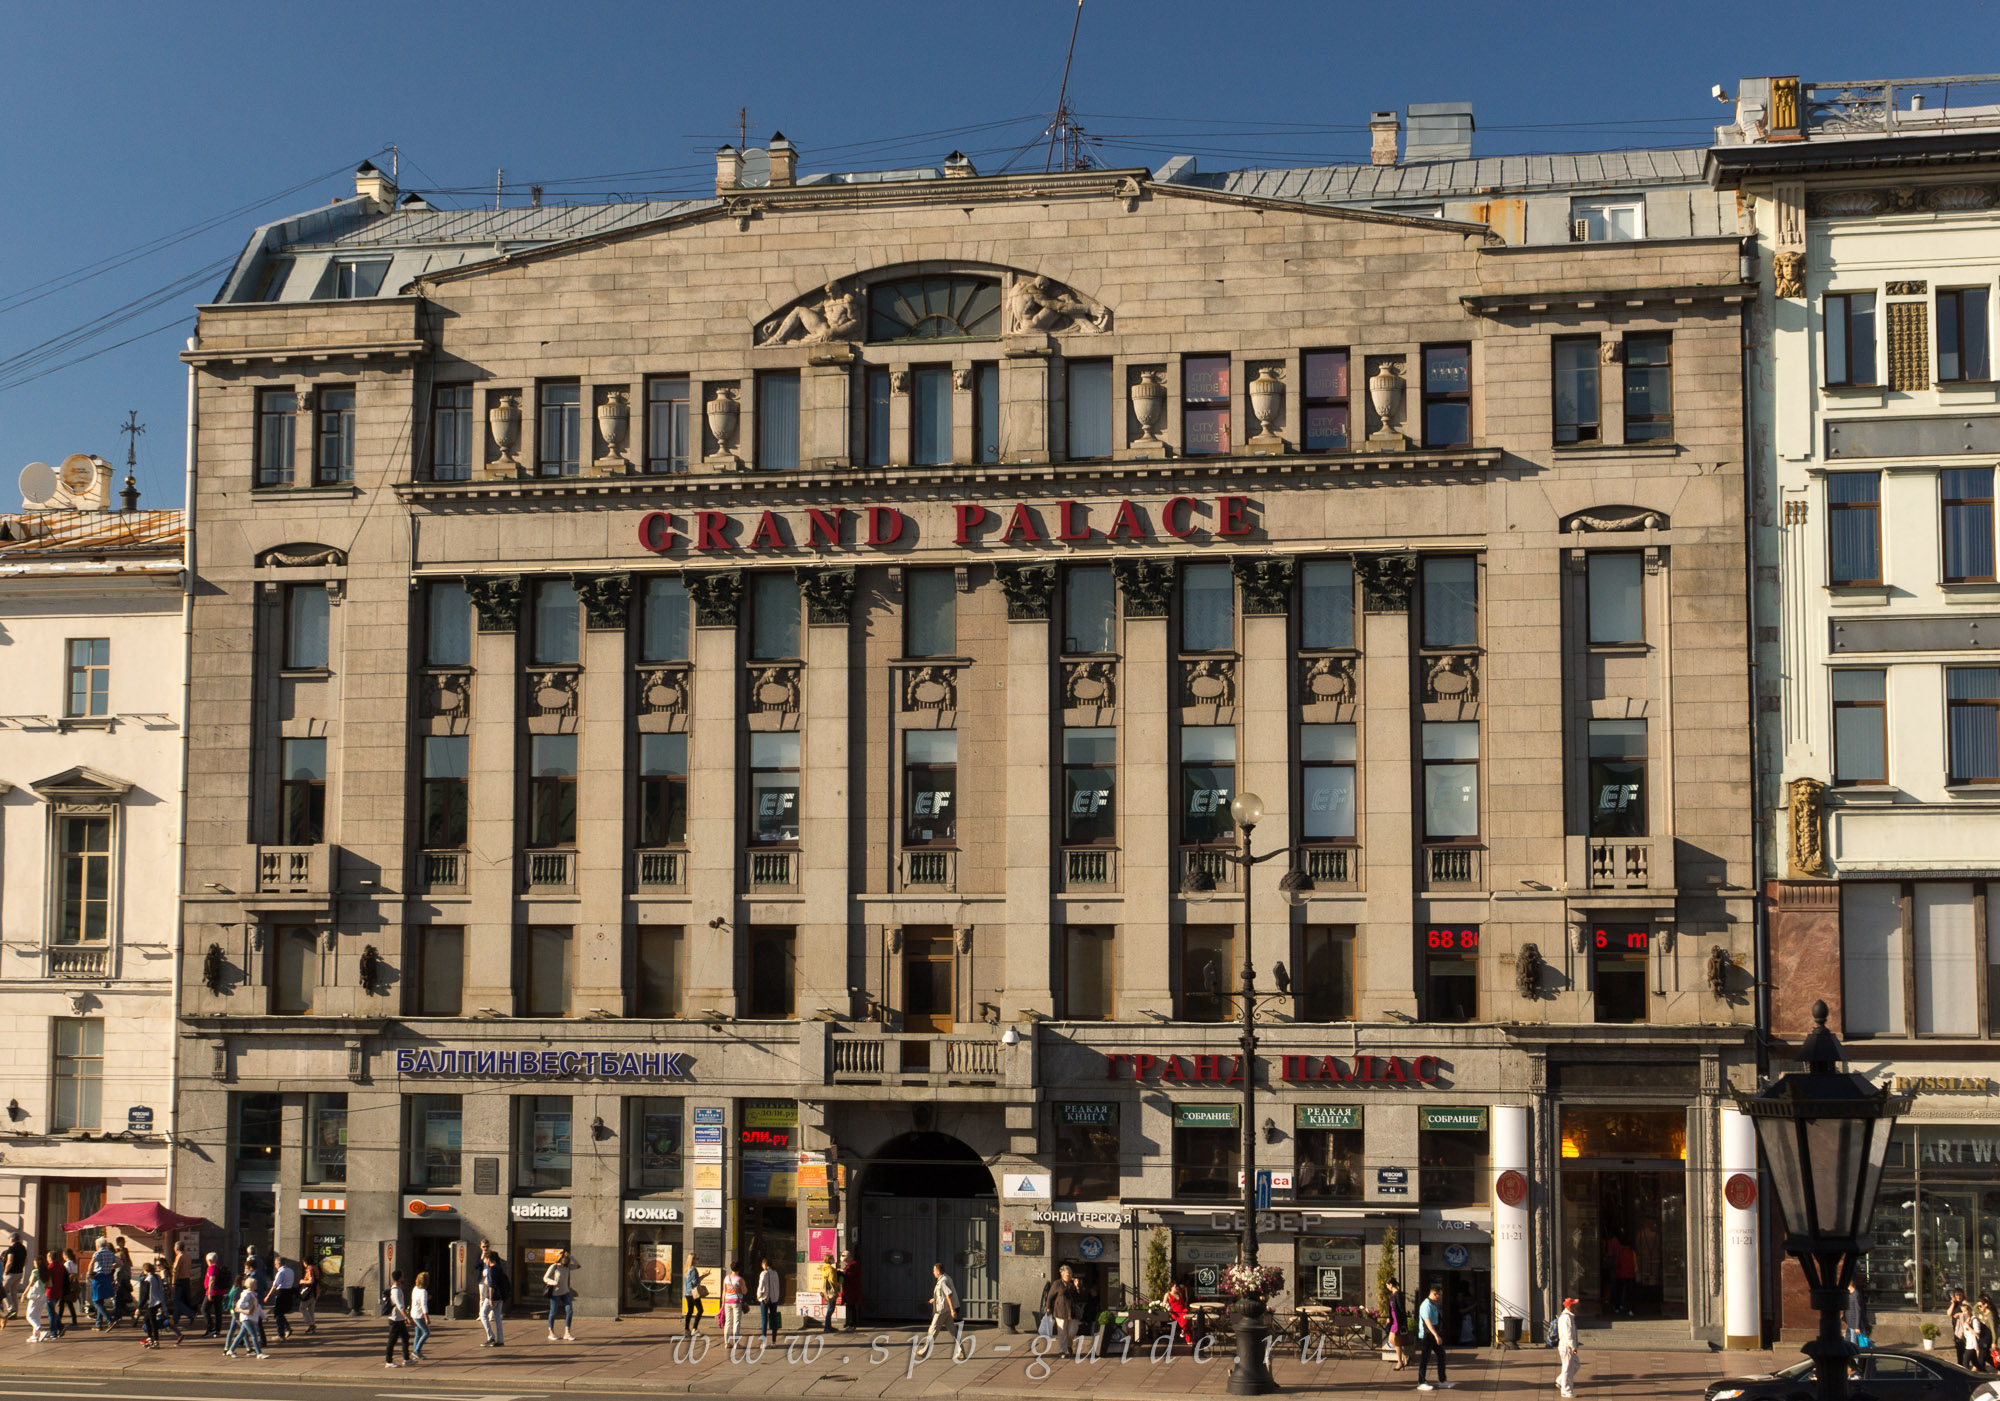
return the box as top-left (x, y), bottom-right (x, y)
top-left (1572, 219), bottom-right (1593, 242)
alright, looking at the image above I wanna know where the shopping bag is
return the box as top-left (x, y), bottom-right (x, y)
top-left (1038, 1312), bottom-right (1055, 1340)
top-left (1854, 1332), bottom-right (1871, 1349)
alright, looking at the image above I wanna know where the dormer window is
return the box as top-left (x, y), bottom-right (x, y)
top-left (314, 257), bottom-right (392, 300)
top-left (868, 275), bottom-right (1002, 343)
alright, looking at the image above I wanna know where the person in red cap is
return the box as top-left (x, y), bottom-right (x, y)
top-left (1555, 1296), bottom-right (1581, 1397)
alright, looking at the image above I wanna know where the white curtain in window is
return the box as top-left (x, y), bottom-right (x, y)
top-left (1841, 883), bottom-right (1905, 1035)
top-left (1915, 883), bottom-right (1977, 1035)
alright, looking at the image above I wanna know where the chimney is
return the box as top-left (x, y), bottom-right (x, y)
top-left (942, 150), bottom-right (978, 179)
top-left (1404, 102), bottom-right (1475, 163)
top-left (767, 133), bottom-right (797, 187)
top-left (715, 145), bottom-right (744, 195)
top-left (1369, 111), bottom-right (1401, 166)
top-left (353, 160), bottom-right (396, 208)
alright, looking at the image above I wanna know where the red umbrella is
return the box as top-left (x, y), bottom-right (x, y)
top-left (63, 1202), bottom-right (209, 1235)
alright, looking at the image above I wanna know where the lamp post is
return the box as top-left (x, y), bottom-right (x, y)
top-left (1732, 1000), bottom-right (1909, 1401)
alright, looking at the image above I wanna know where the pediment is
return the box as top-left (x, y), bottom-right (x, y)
top-left (757, 263), bottom-right (1109, 346)
top-left (31, 765), bottom-right (135, 803)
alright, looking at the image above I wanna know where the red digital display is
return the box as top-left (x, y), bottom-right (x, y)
top-left (1424, 927), bottom-right (1479, 951)
top-left (1594, 928), bottom-right (1649, 952)
top-left (740, 1127), bottom-right (792, 1149)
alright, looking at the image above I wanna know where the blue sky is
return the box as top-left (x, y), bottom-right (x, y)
top-left (1, 0), bottom-right (1992, 506)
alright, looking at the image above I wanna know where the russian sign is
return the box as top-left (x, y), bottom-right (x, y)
top-left (1105, 1052), bottom-right (1445, 1085)
top-left (1003, 1173), bottom-right (1053, 1200)
top-left (510, 1199), bottom-right (572, 1221)
top-left (394, 1047), bottom-right (687, 1079)
top-left (1057, 1103), bottom-right (1116, 1126)
top-left (1033, 1207), bottom-right (1134, 1226)
top-left (622, 1202), bottom-right (683, 1224)
top-left (1375, 1168), bottom-right (1410, 1196)
top-left (1296, 1104), bottom-right (1362, 1131)
top-left (1420, 1107), bottom-right (1489, 1132)
top-left (1174, 1103), bottom-right (1240, 1129)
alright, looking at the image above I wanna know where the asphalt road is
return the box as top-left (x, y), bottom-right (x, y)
top-left (9, 1379), bottom-right (606, 1401)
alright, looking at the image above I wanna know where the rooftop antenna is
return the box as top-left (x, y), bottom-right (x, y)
top-left (495, 168), bottom-right (504, 211)
top-left (737, 106), bottom-right (751, 152)
top-left (1045, 0), bottom-right (1090, 173)
top-left (389, 144), bottom-right (399, 183)
top-left (118, 410), bottom-right (145, 511)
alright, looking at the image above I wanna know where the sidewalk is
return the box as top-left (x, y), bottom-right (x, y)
top-left (0, 1310), bottom-right (1786, 1396)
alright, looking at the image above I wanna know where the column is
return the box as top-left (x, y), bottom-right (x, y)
top-left (799, 583), bottom-right (850, 1011)
top-left (1362, 562), bottom-right (1417, 1017)
top-left (464, 583), bottom-right (521, 1013)
top-left (687, 574), bottom-right (741, 1012)
top-left (1240, 605), bottom-right (1290, 985)
top-left (573, 599), bottom-right (628, 1011)
top-left (1125, 603), bottom-right (1171, 1014)
top-left (1720, 1105), bottom-right (1762, 1349)
top-left (1003, 576), bottom-right (1054, 1017)
top-left (1490, 1104), bottom-right (1531, 1335)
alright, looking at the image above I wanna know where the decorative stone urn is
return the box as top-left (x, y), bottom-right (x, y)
top-left (1130, 370), bottom-right (1166, 441)
top-left (595, 390), bottom-right (631, 469)
top-left (1365, 362), bottom-right (1409, 451)
top-left (488, 394), bottom-right (522, 468)
top-left (1247, 367), bottom-right (1285, 454)
top-left (705, 388), bottom-right (741, 466)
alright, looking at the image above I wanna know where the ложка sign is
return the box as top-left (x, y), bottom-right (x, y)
top-left (622, 1202), bottom-right (683, 1224)
top-left (395, 1047), bottom-right (686, 1079)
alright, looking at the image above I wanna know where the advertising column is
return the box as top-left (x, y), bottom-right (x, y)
top-left (1720, 1105), bottom-right (1762, 1349)
top-left (1490, 1104), bottom-right (1531, 1336)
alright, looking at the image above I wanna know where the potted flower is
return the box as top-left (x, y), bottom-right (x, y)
top-left (1218, 1262), bottom-right (1286, 1317)
top-left (1921, 1321), bottom-right (1939, 1350)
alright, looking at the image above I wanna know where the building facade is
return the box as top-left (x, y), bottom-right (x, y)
top-left (175, 144), bottom-right (1757, 1340)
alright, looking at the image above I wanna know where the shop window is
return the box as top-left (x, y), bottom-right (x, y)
top-left (745, 926), bottom-right (796, 1019)
top-left (626, 1096), bottom-right (684, 1193)
top-left (638, 734), bottom-right (688, 847)
top-left (632, 925), bottom-right (684, 1018)
top-left (1421, 344), bottom-right (1471, 448)
top-left (1421, 722), bottom-right (1479, 839)
top-left (407, 925), bottom-right (464, 1017)
top-left (1066, 360), bottom-right (1113, 460)
top-left (1171, 1105), bottom-right (1241, 1199)
top-left (527, 734), bottom-right (577, 848)
top-left (256, 389), bottom-right (297, 486)
top-left (1841, 883), bottom-right (1906, 1036)
top-left (1298, 925), bottom-right (1356, 1022)
top-left (1948, 668), bottom-right (2000, 783)
top-left (638, 576), bottom-right (691, 662)
top-left (1178, 924), bottom-right (1235, 1022)
top-left (756, 371), bottom-right (800, 472)
top-left (516, 1094), bottom-right (573, 1191)
top-left (1181, 560), bottom-right (1234, 651)
top-left (1299, 559), bottom-right (1354, 649)
top-left (430, 385), bottom-right (473, 480)
top-left (1586, 552), bottom-right (1644, 645)
top-left (54, 815), bottom-right (111, 945)
top-left (285, 586), bottom-right (329, 669)
top-left (1623, 333), bottom-right (1673, 441)
top-left (903, 731), bottom-right (957, 845)
top-left (1052, 1102), bottom-right (1120, 1199)
top-left (1302, 350), bottom-right (1350, 451)
top-left (1294, 1107), bottom-right (1363, 1201)
top-left (314, 387), bottom-right (355, 485)
top-left (1587, 719), bottom-right (1647, 837)
top-left (531, 579), bottom-right (580, 664)
top-left (1422, 925), bottom-right (1479, 1022)
top-left (1298, 1236), bottom-right (1365, 1307)
top-left (305, 1093), bottom-right (347, 1185)
top-left (1418, 1110), bottom-right (1488, 1206)
top-left (1063, 564), bottom-right (1116, 654)
top-left (279, 738), bottom-right (326, 845)
top-left (904, 568), bottom-right (957, 657)
top-left (405, 1094), bottom-right (462, 1190)
top-left (537, 383), bottom-right (581, 477)
top-left (645, 377), bottom-right (691, 474)
top-left (1591, 925), bottom-right (1650, 1023)
top-left (1828, 473), bottom-right (1882, 586)
top-left (1180, 726), bottom-right (1236, 845)
top-left (426, 580), bottom-right (472, 666)
top-left (515, 924), bottom-right (571, 1018)
top-left (51, 1017), bottom-right (104, 1132)
top-left (1944, 467), bottom-right (1997, 583)
top-left (271, 925), bottom-right (317, 1015)
top-left (1858, 1124), bottom-right (2000, 1311)
top-left (1182, 355), bottom-right (1231, 456)
top-left (421, 736), bottom-right (468, 848)
top-left (65, 637), bottom-right (110, 717)
top-left (911, 365), bottom-right (952, 466)
top-left (865, 368), bottom-right (892, 467)
top-left (1061, 728), bottom-right (1116, 845)
top-left (748, 732), bottom-right (801, 844)
top-left (1825, 291), bottom-right (1878, 386)
top-left (972, 363), bottom-right (1000, 463)
top-left (235, 1091), bottom-right (282, 1170)
top-left (1175, 1234), bottom-right (1239, 1301)
top-left (1915, 883), bottom-right (1977, 1036)
top-left (1553, 336), bottom-right (1600, 444)
top-left (1061, 925), bottom-right (1115, 1020)
top-left (1940, 287), bottom-right (1993, 383)
top-left (1558, 1107), bottom-right (1686, 1161)
top-left (749, 572), bottom-right (800, 659)
top-left (1301, 724), bottom-right (1357, 843)
top-left (1420, 556), bottom-right (1477, 647)
top-left (1832, 670), bottom-right (1887, 785)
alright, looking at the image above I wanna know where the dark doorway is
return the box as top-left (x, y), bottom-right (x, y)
top-left (859, 1132), bottom-right (997, 1322)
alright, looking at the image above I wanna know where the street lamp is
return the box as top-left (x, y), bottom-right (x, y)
top-left (1732, 1000), bottom-right (1910, 1401)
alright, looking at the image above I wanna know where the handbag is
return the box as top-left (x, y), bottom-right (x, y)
top-left (1038, 1312), bottom-right (1056, 1339)
top-left (1855, 1332), bottom-right (1872, 1349)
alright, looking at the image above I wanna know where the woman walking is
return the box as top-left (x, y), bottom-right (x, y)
top-left (25, 1258), bottom-right (52, 1342)
top-left (297, 1258), bottom-right (318, 1333)
top-left (1978, 1294), bottom-right (1998, 1371)
top-left (1385, 1276), bottom-right (1410, 1371)
top-left (411, 1270), bottom-right (433, 1360)
top-left (543, 1250), bottom-right (577, 1342)
top-left (682, 1255), bottom-right (704, 1335)
top-left (225, 1273), bottom-right (270, 1358)
top-left (202, 1252), bottom-right (227, 1337)
top-left (48, 1251), bottom-right (70, 1339)
top-left (721, 1261), bottom-right (747, 1342)
top-left (138, 1262), bottom-right (164, 1348)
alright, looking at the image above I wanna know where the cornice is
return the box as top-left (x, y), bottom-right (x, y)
top-left (1462, 282), bottom-right (1754, 317)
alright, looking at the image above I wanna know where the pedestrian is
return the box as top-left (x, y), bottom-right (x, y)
top-left (1038, 1264), bottom-right (1080, 1359)
top-left (59, 1248), bottom-right (81, 1332)
top-left (1844, 1279), bottom-right (1868, 1347)
top-left (113, 1238), bottom-right (135, 1327)
top-left (721, 1261), bottom-right (747, 1342)
top-left (1555, 1296), bottom-right (1581, 1398)
top-left (479, 1247), bottom-right (508, 1348)
top-left (543, 1249), bottom-right (577, 1342)
top-left (297, 1258), bottom-right (318, 1333)
top-left (265, 1255), bottom-right (296, 1341)
top-left (1950, 1287), bottom-right (1973, 1367)
top-left (46, 1251), bottom-right (68, 1338)
top-left (757, 1257), bottom-right (782, 1342)
top-left (88, 1236), bottom-right (116, 1329)
top-left (170, 1239), bottom-right (197, 1330)
top-left (1415, 1281), bottom-right (1453, 1390)
top-left (138, 1262), bottom-right (165, 1348)
top-left (814, 1254), bottom-right (839, 1332)
top-left (202, 1252), bottom-right (227, 1337)
top-left (1980, 1294), bottom-right (1998, 1371)
top-left (411, 1269), bottom-right (433, 1360)
top-left (681, 1255), bottom-right (704, 1335)
top-left (25, 1259), bottom-right (51, 1342)
top-left (384, 1268), bottom-right (414, 1368)
top-left (226, 1273), bottom-right (270, 1358)
top-left (839, 1251), bottom-right (861, 1332)
top-left (1386, 1277), bottom-right (1410, 1370)
top-left (926, 1261), bottom-right (965, 1361)
top-left (2, 1231), bottom-right (26, 1326)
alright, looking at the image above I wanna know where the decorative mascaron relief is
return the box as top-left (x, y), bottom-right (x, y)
top-left (1787, 776), bottom-right (1829, 879)
top-left (1423, 652), bottom-right (1481, 720)
top-left (1772, 251), bottom-right (1806, 299)
top-left (637, 667), bottom-right (691, 717)
top-left (903, 666), bottom-right (957, 712)
top-left (1810, 183), bottom-right (1998, 218)
top-left (751, 666), bottom-right (801, 715)
top-left (527, 668), bottom-right (579, 720)
top-left (1300, 655), bottom-right (1358, 710)
top-left (420, 669), bottom-right (472, 721)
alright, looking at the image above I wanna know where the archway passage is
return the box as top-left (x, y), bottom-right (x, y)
top-left (858, 1132), bottom-right (998, 1322)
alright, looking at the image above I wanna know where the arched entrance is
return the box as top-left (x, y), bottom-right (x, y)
top-left (858, 1132), bottom-right (998, 1322)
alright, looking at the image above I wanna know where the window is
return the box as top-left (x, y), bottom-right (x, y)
top-left (318, 258), bottom-right (390, 299)
top-left (528, 735), bottom-right (577, 847)
top-left (271, 926), bottom-right (316, 1015)
top-left (1298, 1236), bottom-right (1365, 1307)
top-left (632, 926), bottom-right (684, 1019)
top-left (537, 383), bottom-right (581, 477)
top-left (1062, 728), bottom-right (1116, 845)
top-left (1421, 344), bottom-right (1471, 448)
top-left (257, 390), bottom-right (297, 487)
top-left (902, 930), bottom-right (952, 1034)
top-left (867, 275), bottom-right (1002, 341)
top-left (865, 368), bottom-right (892, 467)
top-left (430, 386), bottom-right (473, 480)
top-left (406, 1094), bottom-right (462, 1189)
top-left (1915, 884), bottom-right (1977, 1036)
top-left (756, 371), bottom-right (800, 471)
top-left (279, 738), bottom-right (326, 845)
top-left (1940, 288), bottom-right (1991, 383)
top-left (1623, 333), bottom-right (1673, 441)
top-left (1421, 722), bottom-right (1479, 839)
top-left (903, 731), bottom-right (956, 845)
top-left (1832, 670), bottom-right (1888, 785)
top-left (531, 579), bottom-right (579, 664)
top-left (1302, 350), bottom-right (1350, 451)
top-left (1052, 1102), bottom-right (1120, 1199)
top-left (1421, 556), bottom-right (1477, 647)
top-left (1067, 360), bottom-right (1113, 460)
top-left (1553, 337), bottom-right (1600, 444)
top-left (1422, 925), bottom-right (1479, 1022)
top-left (55, 815), bottom-right (110, 944)
top-left (905, 568), bottom-right (956, 657)
top-left (285, 586), bottom-right (329, 669)
top-left (1295, 1109), bottom-right (1363, 1201)
top-left (1587, 719), bottom-right (1647, 837)
top-left (1572, 197), bottom-right (1644, 241)
top-left (745, 926), bottom-right (796, 1018)
top-left (1944, 467), bottom-right (1997, 583)
top-left (1178, 924), bottom-right (1235, 1022)
top-left (235, 1091), bottom-right (282, 1168)
top-left (1298, 925), bottom-right (1356, 1022)
top-left (1299, 560), bottom-right (1354, 649)
top-left (1586, 553), bottom-right (1643, 644)
top-left (911, 365), bottom-right (952, 465)
top-left (253, 258), bottom-right (292, 301)
top-left (1592, 925), bottom-right (1650, 1023)
top-left (1829, 473), bottom-right (1882, 585)
top-left (1182, 355), bottom-right (1231, 455)
top-left (1061, 926), bottom-right (1115, 1020)
top-left (1948, 668), bottom-right (2000, 784)
top-left (645, 377), bottom-right (691, 473)
top-left (1301, 724), bottom-right (1357, 843)
top-left (50, 1018), bottom-right (103, 1132)
top-left (315, 387), bottom-right (355, 485)
top-left (1180, 726), bottom-right (1237, 845)
top-left (638, 576), bottom-right (691, 661)
top-left (426, 581), bottom-right (472, 666)
top-left (1063, 565), bottom-right (1115, 654)
top-left (516, 1094), bottom-right (573, 1190)
top-left (407, 925), bottom-right (464, 1017)
top-left (748, 733), bottom-right (800, 843)
top-left (517, 925), bottom-right (571, 1018)
top-left (1826, 292), bottom-right (1879, 386)
top-left (972, 363), bottom-right (1000, 463)
top-left (1841, 883), bottom-right (1906, 1035)
top-left (1181, 561), bottom-right (1234, 651)
top-left (638, 734), bottom-right (688, 847)
top-left (626, 1096), bottom-right (684, 1192)
top-left (421, 736), bottom-right (468, 848)
top-left (1171, 1104), bottom-right (1240, 1198)
top-left (749, 572), bottom-right (800, 659)
top-left (65, 638), bottom-right (109, 716)
top-left (1418, 1113), bottom-right (1488, 1205)
top-left (305, 1093), bottom-right (347, 1185)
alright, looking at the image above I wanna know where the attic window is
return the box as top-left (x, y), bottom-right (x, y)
top-left (254, 259), bottom-right (294, 302)
top-left (868, 275), bottom-right (1002, 343)
top-left (313, 258), bottom-right (392, 300)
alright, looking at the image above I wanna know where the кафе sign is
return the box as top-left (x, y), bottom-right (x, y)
top-left (636, 494), bottom-right (1257, 553)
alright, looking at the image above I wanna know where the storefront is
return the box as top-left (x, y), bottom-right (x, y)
top-left (1174, 1232), bottom-right (1240, 1302)
top-left (738, 1101), bottom-right (798, 1295)
top-left (621, 1203), bottom-right (684, 1314)
top-left (1556, 1107), bottom-right (1689, 1320)
top-left (511, 1199), bottom-right (572, 1306)
top-left (1862, 1122), bottom-right (2000, 1315)
top-left (298, 1198), bottom-right (346, 1307)
top-left (1298, 1235), bottom-right (1366, 1307)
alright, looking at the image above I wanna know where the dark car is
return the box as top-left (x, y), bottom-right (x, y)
top-left (1705, 1347), bottom-right (2000, 1401)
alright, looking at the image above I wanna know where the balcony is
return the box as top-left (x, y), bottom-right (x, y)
top-left (636, 848), bottom-right (687, 890)
top-left (1300, 845), bottom-right (1359, 888)
top-left (524, 849), bottom-right (576, 889)
top-left (1062, 847), bottom-right (1116, 890)
top-left (44, 945), bottom-right (110, 979)
top-left (1584, 836), bottom-right (1670, 891)
top-left (255, 844), bottom-right (330, 897)
top-left (748, 849), bottom-right (798, 891)
top-left (1424, 844), bottom-right (1483, 890)
top-left (1180, 847), bottom-right (1241, 894)
top-left (828, 1031), bottom-right (1002, 1086)
top-left (899, 849), bottom-right (954, 890)
top-left (420, 850), bottom-right (464, 891)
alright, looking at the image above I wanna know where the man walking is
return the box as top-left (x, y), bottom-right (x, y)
top-left (384, 1268), bottom-right (415, 1368)
top-left (756, 1257), bottom-right (783, 1342)
top-left (925, 1262), bottom-right (964, 1361)
top-left (1416, 1281), bottom-right (1454, 1390)
top-left (1555, 1296), bottom-right (1581, 1398)
top-left (478, 1247), bottom-right (507, 1347)
top-left (3, 1232), bottom-right (26, 1326)
top-left (265, 1255), bottom-right (296, 1341)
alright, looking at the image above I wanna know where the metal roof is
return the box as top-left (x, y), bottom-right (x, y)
top-left (316, 199), bottom-right (714, 250)
top-left (1184, 148), bottom-right (1708, 202)
top-left (0, 509), bottom-right (185, 561)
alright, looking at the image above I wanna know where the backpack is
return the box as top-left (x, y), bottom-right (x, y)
top-left (1545, 1317), bottom-right (1560, 1349)
top-left (492, 1266), bottom-right (512, 1304)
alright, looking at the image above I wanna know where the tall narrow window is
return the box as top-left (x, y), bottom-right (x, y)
top-left (1063, 565), bottom-right (1115, 654)
top-left (903, 731), bottom-right (957, 845)
top-left (1062, 926), bottom-right (1115, 1020)
top-left (1592, 925), bottom-right (1650, 1023)
top-left (1421, 722), bottom-right (1479, 839)
top-left (866, 368), bottom-right (892, 467)
top-left (271, 926), bottom-right (316, 1014)
top-left (527, 734), bottom-right (577, 847)
top-left (638, 576), bottom-right (691, 661)
top-left (1940, 288), bottom-right (1993, 383)
top-left (537, 383), bottom-right (581, 477)
top-left (515, 1094), bottom-right (573, 1188)
top-left (1832, 670), bottom-right (1887, 785)
top-left (638, 734), bottom-right (688, 847)
top-left (1829, 473), bottom-right (1882, 586)
top-left (632, 926), bottom-right (684, 1019)
top-left (1298, 925), bottom-right (1356, 1022)
top-left (65, 638), bottom-right (109, 716)
top-left (746, 926), bottom-right (796, 1018)
top-left (1417, 1116), bottom-right (1488, 1205)
top-left (1943, 467), bottom-right (1997, 583)
top-left (235, 1093), bottom-right (282, 1168)
top-left (748, 733), bottom-right (801, 844)
top-left (1841, 883), bottom-right (1905, 1035)
top-left (1178, 925), bottom-right (1235, 1022)
top-left (1587, 719), bottom-right (1647, 837)
top-left (1947, 668), bottom-right (2000, 784)
top-left (1067, 360), bottom-right (1113, 460)
top-left (285, 586), bottom-right (330, 669)
top-left (1420, 556), bottom-right (1477, 647)
top-left (305, 1093), bottom-right (348, 1184)
top-left (1826, 292), bottom-right (1878, 386)
top-left (1052, 1102), bottom-right (1120, 1198)
top-left (56, 816), bottom-right (110, 944)
top-left (1296, 1115), bottom-right (1364, 1202)
top-left (517, 927), bottom-right (572, 1018)
top-left (1915, 884), bottom-right (1978, 1036)
top-left (406, 1094), bottom-right (462, 1189)
top-left (1302, 350), bottom-right (1350, 451)
top-left (626, 1096), bottom-right (685, 1191)
top-left (1623, 333), bottom-right (1673, 441)
top-left (408, 926), bottom-right (464, 1017)
top-left (1182, 355), bottom-right (1231, 456)
top-left (430, 386), bottom-right (473, 480)
top-left (1180, 726), bottom-right (1237, 845)
top-left (1421, 344), bottom-right (1471, 448)
top-left (905, 569), bottom-right (956, 657)
top-left (972, 363), bottom-right (1000, 463)
top-left (315, 387), bottom-right (355, 485)
top-left (1422, 925), bottom-right (1479, 1022)
top-left (51, 1018), bottom-right (103, 1132)
top-left (257, 390), bottom-right (297, 487)
top-left (645, 377), bottom-right (691, 473)
top-left (749, 573), bottom-right (800, 659)
top-left (1062, 728), bottom-right (1116, 845)
top-left (1181, 561), bottom-right (1234, 651)
top-left (756, 371), bottom-right (800, 471)
top-left (531, 579), bottom-right (579, 664)
top-left (426, 581), bottom-right (472, 666)
top-left (911, 366), bottom-right (952, 466)
top-left (1300, 724), bottom-right (1357, 841)
top-left (422, 736), bottom-right (468, 848)
top-left (1299, 560), bottom-right (1354, 649)
top-left (1552, 337), bottom-right (1600, 445)
top-left (1586, 553), bottom-right (1644, 644)
top-left (279, 738), bottom-right (327, 845)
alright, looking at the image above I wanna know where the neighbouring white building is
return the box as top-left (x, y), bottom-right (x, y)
top-left (0, 457), bottom-right (186, 1259)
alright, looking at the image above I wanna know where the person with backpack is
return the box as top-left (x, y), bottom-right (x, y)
top-left (543, 1250), bottom-right (577, 1342)
top-left (1554, 1296), bottom-right (1580, 1398)
top-left (479, 1247), bottom-right (508, 1347)
top-left (682, 1254), bottom-right (704, 1335)
top-left (383, 1268), bottom-right (415, 1367)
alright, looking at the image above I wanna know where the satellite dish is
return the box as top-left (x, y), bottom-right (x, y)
top-left (19, 461), bottom-right (57, 506)
top-left (59, 454), bottom-right (98, 492)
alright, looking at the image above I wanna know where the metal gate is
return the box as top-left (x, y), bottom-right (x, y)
top-left (860, 1195), bottom-right (998, 1321)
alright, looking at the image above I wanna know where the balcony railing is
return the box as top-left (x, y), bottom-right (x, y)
top-left (637, 849), bottom-right (686, 888)
top-left (1425, 845), bottom-right (1482, 889)
top-left (1181, 847), bottom-right (1241, 893)
top-left (525, 849), bottom-right (576, 888)
top-left (45, 945), bottom-right (110, 979)
top-left (1301, 846), bottom-right (1356, 886)
top-left (256, 844), bottom-right (328, 895)
top-left (1588, 838), bottom-right (1653, 890)
top-left (749, 849), bottom-right (797, 889)
top-left (828, 1032), bottom-right (1002, 1085)
top-left (1063, 848), bottom-right (1115, 888)
top-left (901, 849), bottom-right (953, 888)
top-left (421, 850), bottom-right (464, 889)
